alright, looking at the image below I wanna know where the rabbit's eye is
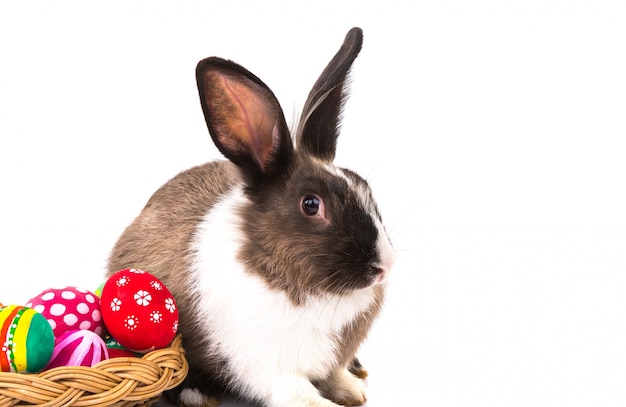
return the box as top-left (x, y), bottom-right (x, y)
top-left (302, 195), bottom-right (321, 216)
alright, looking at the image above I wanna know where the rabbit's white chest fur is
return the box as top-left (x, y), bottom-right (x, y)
top-left (190, 186), bottom-right (378, 394)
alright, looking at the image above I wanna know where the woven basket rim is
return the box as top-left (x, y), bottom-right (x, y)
top-left (0, 334), bottom-right (188, 407)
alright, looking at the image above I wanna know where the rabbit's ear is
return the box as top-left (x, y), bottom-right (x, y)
top-left (196, 58), bottom-right (293, 178)
top-left (296, 27), bottom-right (363, 162)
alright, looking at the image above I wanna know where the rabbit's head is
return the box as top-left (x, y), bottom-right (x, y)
top-left (195, 28), bottom-right (395, 304)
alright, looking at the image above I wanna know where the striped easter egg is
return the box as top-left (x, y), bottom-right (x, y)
top-left (45, 330), bottom-right (109, 369)
top-left (0, 304), bottom-right (55, 373)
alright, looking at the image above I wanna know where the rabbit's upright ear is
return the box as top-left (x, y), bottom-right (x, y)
top-left (196, 58), bottom-right (293, 178)
top-left (296, 27), bottom-right (363, 162)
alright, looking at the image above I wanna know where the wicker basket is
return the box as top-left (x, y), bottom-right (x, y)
top-left (0, 334), bottom-right (188, 407)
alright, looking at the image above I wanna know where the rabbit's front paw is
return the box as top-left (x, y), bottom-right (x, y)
top-left (317, 368), bottom-right (367, 406)
top-left (267, 375), bottom-right (342, 407)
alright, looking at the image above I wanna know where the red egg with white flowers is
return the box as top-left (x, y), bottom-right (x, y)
top-left (100, 269), bottom-right (179, 353)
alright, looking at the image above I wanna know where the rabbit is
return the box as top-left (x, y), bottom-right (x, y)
top-left (107, 27), bottom-right (395, 407)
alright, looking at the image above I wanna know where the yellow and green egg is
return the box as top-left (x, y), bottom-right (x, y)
top-left (0, 304), bottom-right (55, 373)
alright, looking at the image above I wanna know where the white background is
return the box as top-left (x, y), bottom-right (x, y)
top-left (1, 1), bottom-right (625, 406)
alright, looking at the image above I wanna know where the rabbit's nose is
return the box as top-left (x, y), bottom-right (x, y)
top-left (372, 267), bottom-right (388, 285)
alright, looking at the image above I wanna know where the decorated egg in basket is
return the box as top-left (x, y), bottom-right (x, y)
top-left (26, 286), bottom-right (104, 337)
top-left (45, 329), bottom-right (109, 369)
top-left (0, 304), bottom-right (55, 373)
top-left (105, 336), bottom-right (141, 358)
top-left (101, 269), bottom-right (179, 353)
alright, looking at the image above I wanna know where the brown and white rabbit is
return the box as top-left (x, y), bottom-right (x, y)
top-left (107, 27), bottom-right (395, 407)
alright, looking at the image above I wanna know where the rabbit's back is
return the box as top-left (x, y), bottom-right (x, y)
top-left (107, 159), bottom-right (240, 313)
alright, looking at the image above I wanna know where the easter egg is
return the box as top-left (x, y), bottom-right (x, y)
top-left (101, 269), bottom-right (179, 353)
top-left (105, 336), bottom-right (141, 358)
top-left (0, 305), bottom-right (55, 373)
top-left (45, 330), bottom-right (109, 369)
top-left (94, 281), bottom-right (105, 298)
top-left (26, 286), bottom-right (104, 337)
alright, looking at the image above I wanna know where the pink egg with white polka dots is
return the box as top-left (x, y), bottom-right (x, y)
top-left (26, 286), bottom-right (104, 337)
